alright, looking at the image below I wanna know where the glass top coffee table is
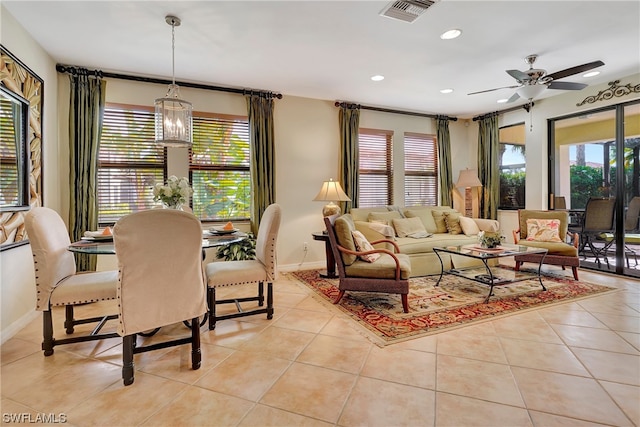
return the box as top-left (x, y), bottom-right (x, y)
top-left (433, 244), bottom-right (548, 303)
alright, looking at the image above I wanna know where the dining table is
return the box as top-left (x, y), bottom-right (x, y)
top-left (68, 230), bottom-right (248, 332)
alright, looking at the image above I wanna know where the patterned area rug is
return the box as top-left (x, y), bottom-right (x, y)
top-left (288, 268), bottom-right (617, 346)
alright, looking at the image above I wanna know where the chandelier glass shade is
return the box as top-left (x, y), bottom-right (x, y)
top-left (155, 16), bottom-right (192, 148)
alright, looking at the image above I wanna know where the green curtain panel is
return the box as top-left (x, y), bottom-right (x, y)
top-left (338, 105), bottom-right (360, 213)
top-left (436, 117), bottom-right (453, 207)
top-left (68, 72), bottom-right (106, 272)
top-left (477, 113), bottom-right (500, 219)
top-left (246, 93), bottom-right (276, 235)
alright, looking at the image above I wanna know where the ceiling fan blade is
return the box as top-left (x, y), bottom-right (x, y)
top-left (467, 85), bottom-right (520, 95)
top-left (506, 69), bottom-right (529, 81)
top-left (546, 60), bottom-right (604, 81)
top-left (506, 92), bottom-right (520, 103)
top-left (548, 81), bottom-right (588, 90)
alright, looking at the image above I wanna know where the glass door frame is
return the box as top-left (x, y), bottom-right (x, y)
top-left (547, 99), bottom-right (640, 276)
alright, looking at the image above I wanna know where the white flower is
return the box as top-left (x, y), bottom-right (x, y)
top-left (152, 176), bottom-right (193, 208)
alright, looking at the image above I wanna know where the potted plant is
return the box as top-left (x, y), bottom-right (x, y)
top-left (216, 233), bottom-right (256, 261)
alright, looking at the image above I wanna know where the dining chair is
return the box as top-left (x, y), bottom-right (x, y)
top-left (205, 203), bottom-right (282, 330)
top-left (113, 209), bottom-right (207, 386)
top-left (24, 207), bottom-right (119, 356)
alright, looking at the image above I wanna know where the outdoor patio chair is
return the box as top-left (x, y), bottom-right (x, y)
top-left (573, 197), bottom-right (616, 267)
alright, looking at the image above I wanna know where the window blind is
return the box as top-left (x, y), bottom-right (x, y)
top-left (404, 132), bottom-right (438, 207)
top-left (358, 128), bottom-right (393, 207)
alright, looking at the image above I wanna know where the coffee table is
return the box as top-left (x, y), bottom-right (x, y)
top-left (433, 244), bottom-right (548, 303)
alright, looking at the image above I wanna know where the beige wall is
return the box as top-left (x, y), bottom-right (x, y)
top-left (2, 4), bottom-right (639, 341)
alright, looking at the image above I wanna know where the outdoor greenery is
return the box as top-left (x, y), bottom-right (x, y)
top-left (499, 171), bottom-right (525, 209)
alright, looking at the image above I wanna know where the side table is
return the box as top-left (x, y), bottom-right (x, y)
top-left (312, 231), bottom-right (337, 278)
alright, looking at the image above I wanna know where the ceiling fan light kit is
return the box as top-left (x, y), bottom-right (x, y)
top-left (468, 54), bottom-right (604, 104)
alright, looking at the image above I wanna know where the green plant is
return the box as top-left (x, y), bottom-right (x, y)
top-left (216, 233), bottom-right (256, 261)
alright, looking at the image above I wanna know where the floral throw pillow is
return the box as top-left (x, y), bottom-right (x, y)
top-left (351, 230), bottom-right (381, 262)
top-left (525, 219), bottom-right (563, 242)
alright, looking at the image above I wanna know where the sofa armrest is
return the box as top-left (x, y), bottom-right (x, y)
top-left (473, 218), bottom-right (500, 232)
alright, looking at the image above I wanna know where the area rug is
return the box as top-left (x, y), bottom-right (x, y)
top-left (288, 268), bottom-right (617, 346)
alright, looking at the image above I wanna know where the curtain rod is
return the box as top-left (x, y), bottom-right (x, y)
top-left (472, 102), bottom-right (534, 121)
top-left (56, 64), bottom-right (283, 99)
top-left (334, 101), bottom-right (457, 121)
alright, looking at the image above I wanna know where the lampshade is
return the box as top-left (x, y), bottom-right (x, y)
top-left (455, 169), bottom-right (482, 188)
top-left (313, 178), bottom-right (351, 217)
top-left (516, 84), bottom-right (546, 101)
top-left (155, 16), bottom-right (193, 148)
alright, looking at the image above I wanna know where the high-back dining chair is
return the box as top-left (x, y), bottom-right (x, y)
top-left (113, 209), bottom-right (207, 386)
top-left (205, 203), bottom-right (281, 330)
top-left (24, 207), bottom-right (119, 356)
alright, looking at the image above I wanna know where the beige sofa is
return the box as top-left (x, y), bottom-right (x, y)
top-left (349, 206), bottom-right (500, 277)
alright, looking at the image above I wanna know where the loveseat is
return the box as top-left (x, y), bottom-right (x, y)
top-left (349, 206), bottom-right (500, 277)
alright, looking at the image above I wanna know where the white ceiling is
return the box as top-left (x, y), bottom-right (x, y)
top-left (4, 1), bottom-right (640, 119)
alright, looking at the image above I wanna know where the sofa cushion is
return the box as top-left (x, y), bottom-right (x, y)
top-left (395, 234), bottom-right (477, 255)
top-left (459, 216), bottom-right (480, 236)
top-left (404, 209), bottom-right (438, 233)
top-left (352, 230), bottom-right (381, 262)
top-left (431, 211), bottom-right (449, 233)
top-left (444, 212), bottom-right (463, 235)
top-left (334, 215), bottom-right (358, 265)
top-left (392, 217), bottom-right (426, 238)
top-left (525, 218), bottom-right (562, 242)
top-left (368, 211), bottom-right (403, 228)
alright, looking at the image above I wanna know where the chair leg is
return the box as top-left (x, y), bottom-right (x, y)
top-left (122, 335), bottom-right (135, 386)
top-left (401, 294), bottom-right (409, 313)
top-left (514, 261), bottom-right (522, 271)
top-left (64, 305), bottom-right (75, 334)
top-left (42, 310), bottom-right (55, 356)
top-left (258, 282), bottom-right (265, 307)
top-left (333, 290), bottom-right (345, 305)
top-left (191, 317), bottom-right (201, 370)
top-left (572, 266), bottom-right (579, 280)
top-left (207, 287), bottom-right (216, 331)
top-left (266, 282), bottom-right (274, 319)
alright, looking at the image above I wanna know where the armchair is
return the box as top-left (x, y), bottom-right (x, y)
top-left (513, 209), bottom-right (580, 280)
top-left (324, 215), bottom-right (410, 313)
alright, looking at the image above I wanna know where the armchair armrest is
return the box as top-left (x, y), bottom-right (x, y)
top-left (513, 228), bottom-right (521, 244)
top-left (336, 244), bottom-right (403, 280)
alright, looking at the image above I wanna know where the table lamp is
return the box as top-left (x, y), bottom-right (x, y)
top-left (455, 169), bottom-right (482, 217)
top-left (313, 178), bottom-right (351, 217)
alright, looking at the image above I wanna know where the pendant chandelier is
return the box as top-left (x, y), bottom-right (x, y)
top-left (155, 15), bottom-right (192, 148)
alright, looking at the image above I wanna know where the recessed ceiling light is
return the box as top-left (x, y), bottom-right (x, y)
top-left (497, 98), bottom-right (509, 104)
top-left (371, 75), bottom-right (385, 81)
top-left (583, 71), bottom-right (600, 78)
top-left (440, 29), bottom-right (462, 40)
top-left (440, 88), bottom-right (454, 94)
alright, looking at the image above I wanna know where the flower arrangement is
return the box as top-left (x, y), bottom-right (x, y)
top-left (152, 176), bottom-right (192, 209)
top-left (478, 231), bottom-right (505, 249)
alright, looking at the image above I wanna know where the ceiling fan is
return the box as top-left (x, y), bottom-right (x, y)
top-left (468, 54), bottom-right (604, 103)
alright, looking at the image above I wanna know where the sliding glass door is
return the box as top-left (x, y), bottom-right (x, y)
top-left (549, 100), bottom-right (640, 277)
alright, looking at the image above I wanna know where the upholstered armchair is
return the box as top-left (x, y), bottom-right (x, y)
top-left (512, 209), bottom-right (579, 280)
top-left (25, 207), bottom-right (119, 356)
top-left (324, 215), bottom-right (410, 313)
top-left (113, 209), bottom-right (207, 386)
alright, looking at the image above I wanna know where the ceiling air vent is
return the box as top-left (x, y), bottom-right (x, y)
top-left (379, 0), bottom-right (438, 23)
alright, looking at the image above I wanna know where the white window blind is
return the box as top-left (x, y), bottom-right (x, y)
top-left (358, 128), bottom-right (393, 207)
top-left (404, 132), bottom-right (438, 207)
top-left (0, 96), bottom-right (19, 206)
top-left (98, 105), bottom-right (165, 224)
top-left (190, 114), bottom-right (251, 221)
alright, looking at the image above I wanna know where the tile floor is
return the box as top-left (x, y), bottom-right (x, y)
top-left (2, 265), bottom-right (639, 427)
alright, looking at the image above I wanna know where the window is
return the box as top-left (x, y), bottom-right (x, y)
top-left (190, 114), bottom-right (250, 221)
top-left (98, 104), bottom-right (165, 224)
top-left (498, 123), bottom-right (526, 209)
top-left (358, 128), bottom-right (393, 207)
top-left (404, 132), bottom-right (438, 206)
